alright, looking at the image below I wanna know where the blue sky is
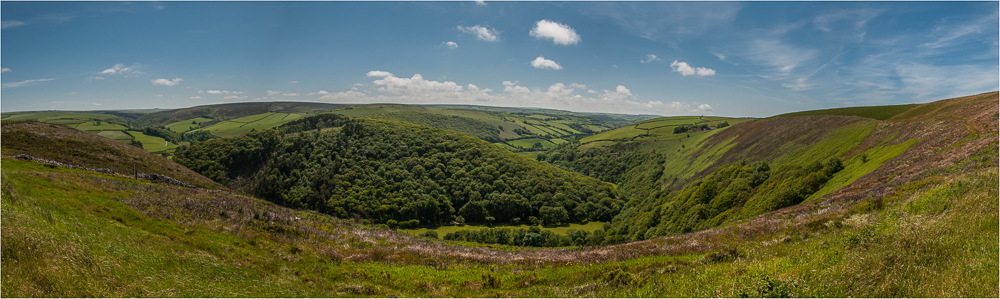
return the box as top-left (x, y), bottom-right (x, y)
top-left (2, 1), bottom-right (997, 117)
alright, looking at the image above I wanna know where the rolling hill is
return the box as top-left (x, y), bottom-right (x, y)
top-left (1, 121), bottom-right (223, 189)
top-left (1, 92), bottom-right (996, 297)
top-left (541, 92), bottom-right (999, 242)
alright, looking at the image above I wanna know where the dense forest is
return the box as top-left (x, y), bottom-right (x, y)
top-left (175, 115), bottom-right (622, 227)
top-left (539, 138), bottom-right (846, 242)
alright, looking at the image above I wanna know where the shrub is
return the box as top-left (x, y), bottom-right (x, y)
top-left (603, 268), bottom-right (638, 286)
top-left (737, 272), bottom-right (797, 298)
top-left (422, 230), bottom-right (438, 239)
top-left (481, 273), bottom-right (501, 289)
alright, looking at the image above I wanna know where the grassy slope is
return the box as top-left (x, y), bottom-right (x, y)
top-left (2, 149), bottom-right (995, 297)
top-left (773, 103), bottom-right (918, 120)
top-left (1, 122), bottom-right (221, 189)
top-left (2, 93), bottom-right (996, 297)
top-left (133, 102), bottom-right (346, 127)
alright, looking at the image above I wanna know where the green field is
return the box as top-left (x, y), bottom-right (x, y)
top-left (165, 117), bottom-right (214, 133)
top-left (96, 130), bottom-right (132, 141)
top-left (201, 113), bottom-right (307, 137)
top-left (401, 222), bottom-right (607, 239)
top-left (126, 131), bottom-right (177, 153)
top-left (75, 121), bottom-right (127, 131)
top-left (329, 104), bottom-right (640, 153)
top-left (580, 116), bottom-right (754, 146)
top-left (507, 138), bottom-right (556, 149)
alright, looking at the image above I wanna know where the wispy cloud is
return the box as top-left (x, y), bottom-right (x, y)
top-left (640, 54), bottom-right (663, 64)
top-left (100, 63), bottom-right (146, 77)
top-left (1, 20), bottom-right (25, 29)
top-left (2, 78), bottom-right (55, 88)
top-left (457, 25), bottom-right (500, 42)
top-left (443, 41), bottom-right (458, 49)
top-left (531, 56), bottom-right (562, 70)
top-left (584, 2), bottom-right (741, 42)
top-left (1, 68), bottom-right (11, 73)
top-left (921, 10), bottom-right (999, 49)
top-left (530, 20), bottom-right (581, 46)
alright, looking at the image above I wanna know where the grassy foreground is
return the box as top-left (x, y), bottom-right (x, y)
top-left (2, 154), bottom-right (995, 297)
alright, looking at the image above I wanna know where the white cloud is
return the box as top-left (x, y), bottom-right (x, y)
top-left (1, 68), bottom-right (10, 73)
top-left (503, 81), bottom-right (530, 93)
top-left (282, 93), bottom-right (299, 96)
top-left (289, 81), bottom-right (299, 84)
top-left (206, 90), bottom-right (227, 94)
top-left (698, 104), bottom-right (713, 111)
top-left (531, 56), bottom-right (563, 70)
top-left (90, 76), bottom-right (104, 80)
top-left (266, 90), bottom-right (280, 96)
top-left (372, 73), bottom-right (464, 94)
top-left (224, 95), bottom-right (248, 100)
top-left (308, 71), bottom-right (724, 115)
top-left (190, 96), bottom-right (201, 99)
top-left (444, 41), bottom-right (459, 49)
top-left (2, 78), bottom-right (55, 88)
top-left (457, 25), bottom-right (500, 42)
top-left (366, 70), bottom-right (394, 77)
top-left (670, 61), bottom-right (716, 77)
top-left (474, 0), bottom-right (486, 6)
top-left (1, 20), bottom-right (25, 29)
top-left (530, 20), bottom-right (581, 45)
top-left (317, 90), bottom-right (329, 95)
top-left (92, 103), bottom-right (102, 106)
top-left (100, 63), bottom-right (145, 76)
top-left (641, 54), bottom-right (663, 64)
top-left (151, 78), bottom-right (183, 86)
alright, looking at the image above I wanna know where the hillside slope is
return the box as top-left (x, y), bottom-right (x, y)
top-left (543, 92), bottom-right (998, 242)
top-left (133, 102), bottom-right (347, 127)
top-left (3, 133), bottom-right (995, 297)
top-left (1, 121), bottom-right (223, 189)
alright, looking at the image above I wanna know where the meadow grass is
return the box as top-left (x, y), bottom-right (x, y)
top-left (97, 130), bottom-right (133, 141)
top-left (126, 131), bottom-right (176, 153)
top-left (1, 155), bottom-right (995, 297)
top-left (507, 138), bottom-right (556, 149)
top-left (164, 117), bottom-right (213, 133)
top-left (75, 122), bottom-right (128, 131)
top-left (515, 151), bottom-right (540, 160)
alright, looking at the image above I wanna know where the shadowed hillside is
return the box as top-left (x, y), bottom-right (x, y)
top-left (133, 102), bottom-right (348, 127)
top-left (1, 121), bottom-right (223, 189)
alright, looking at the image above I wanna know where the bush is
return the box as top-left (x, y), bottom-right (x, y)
top-left (422, 230), bottom-right (438, 239)
top-left (603, 268), bottom-right (638, 286)
top-left (737, 272), bottom-right (797, 298)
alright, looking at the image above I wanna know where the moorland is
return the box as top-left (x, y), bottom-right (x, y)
top-left (1, 92), bottom-right (997, 297)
